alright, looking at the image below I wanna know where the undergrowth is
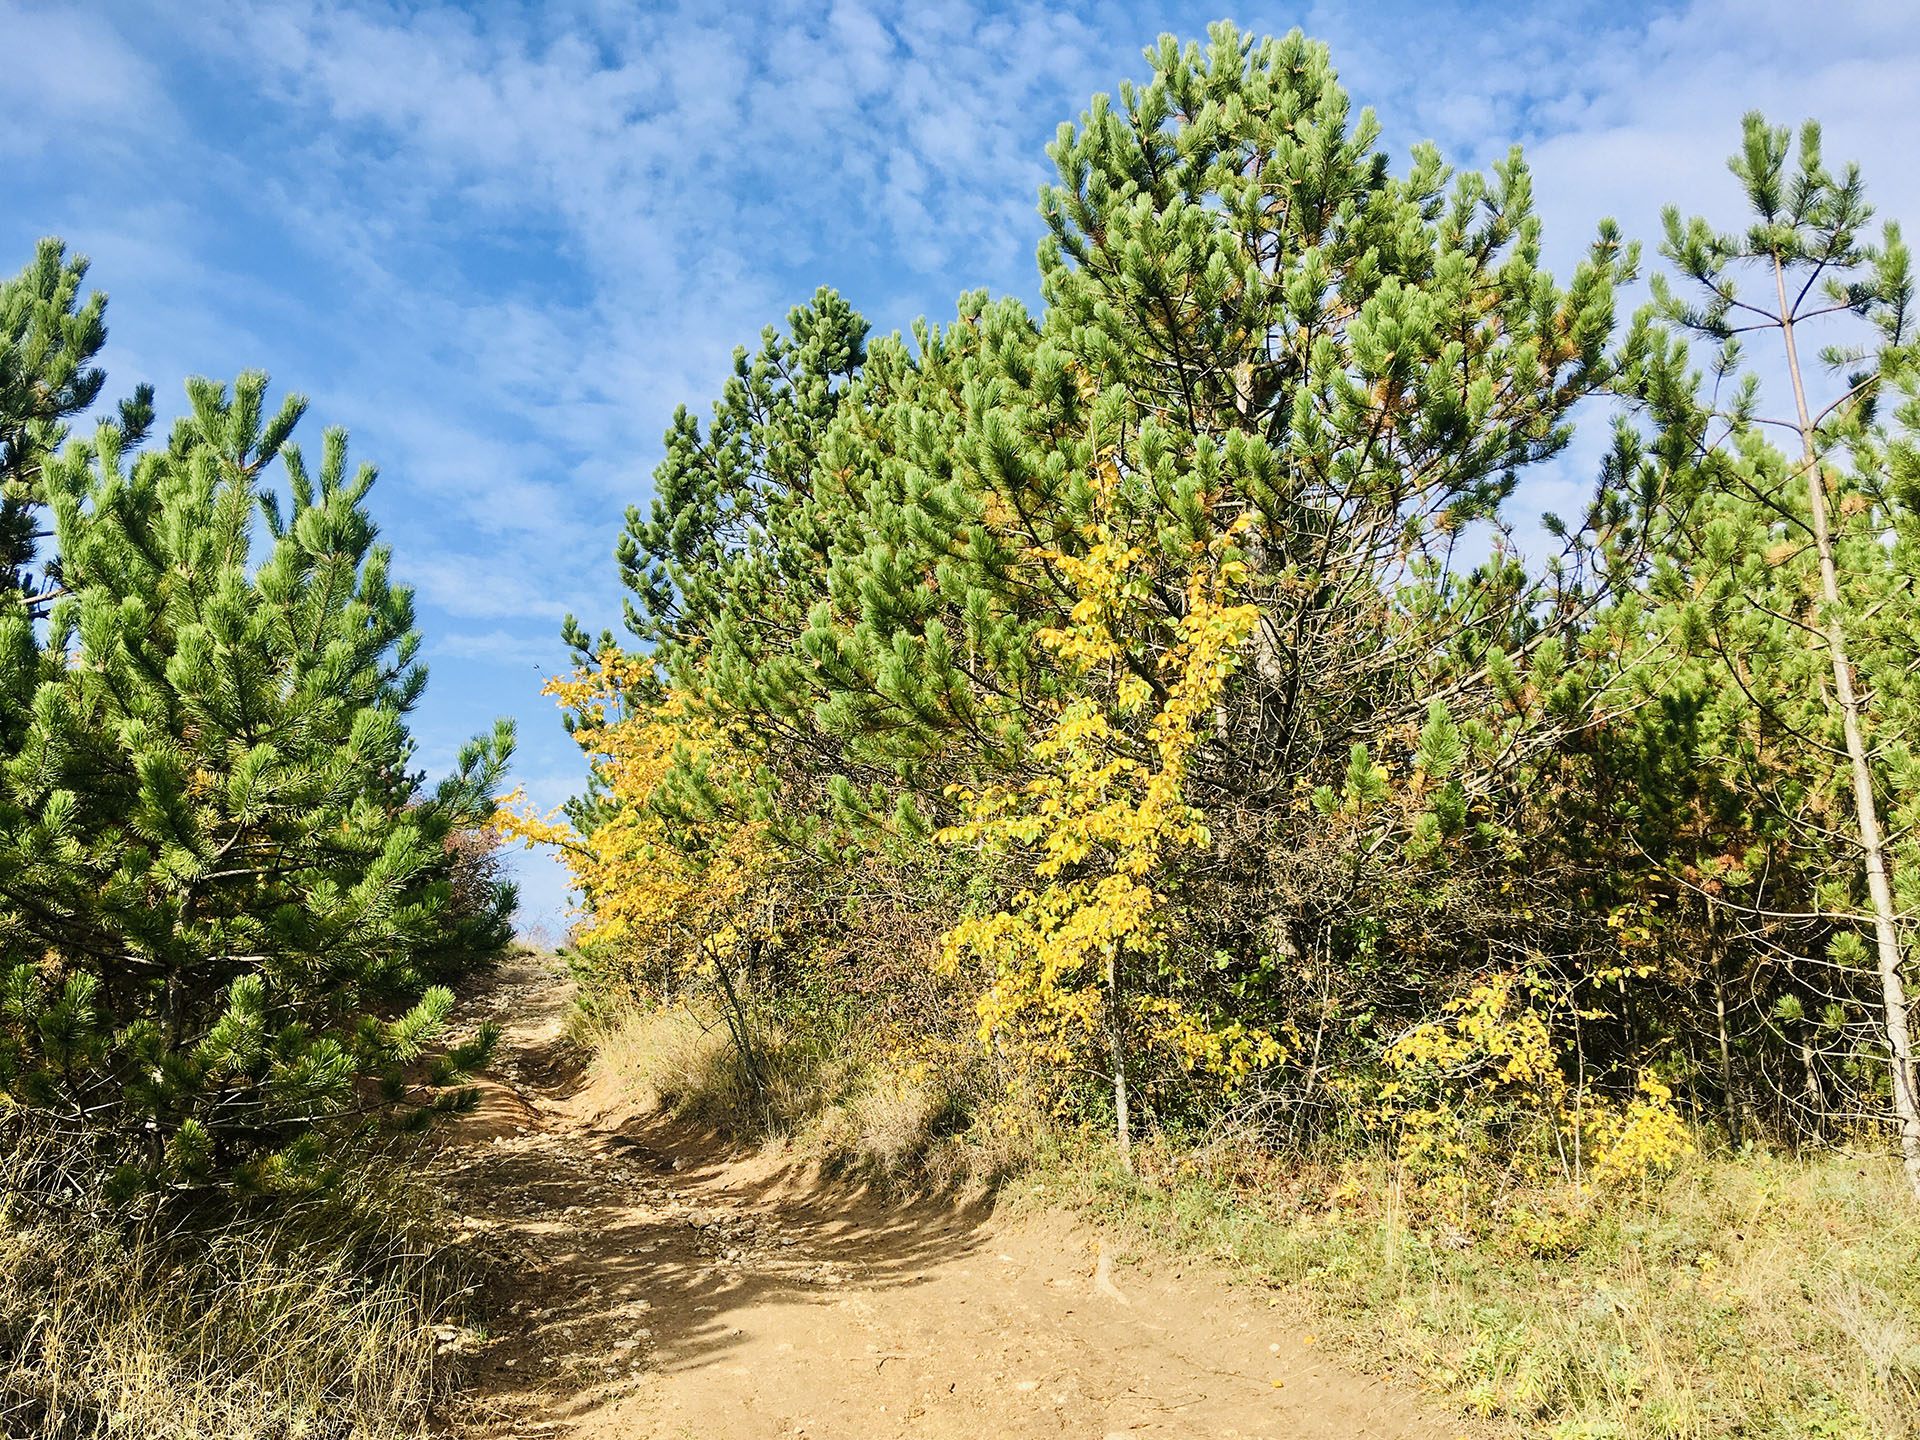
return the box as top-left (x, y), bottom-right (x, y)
top-left (0, 1132), bottom-right (483, 1440)
top-left (573, 996), bottom-right (1027, 1194)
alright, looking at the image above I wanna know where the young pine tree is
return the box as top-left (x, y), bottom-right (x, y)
top-left (0, 369), bottom-right (514, 1198)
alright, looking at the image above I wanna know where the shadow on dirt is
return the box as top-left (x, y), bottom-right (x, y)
top-left (465, 1124), bottom-right (997, 1406)
top-left (436, 961), bottom-right (1000, 1434)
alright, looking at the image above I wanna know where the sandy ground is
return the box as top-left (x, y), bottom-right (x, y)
top-left (433, 955), bottom-right (1465, 1440)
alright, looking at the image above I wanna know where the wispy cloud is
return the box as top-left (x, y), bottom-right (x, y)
top-left (0, 3), bottom-right (174, 159)
top-left (402, 554), bottom-right (580, 625)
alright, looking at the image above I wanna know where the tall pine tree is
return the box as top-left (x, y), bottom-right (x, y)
top-left (602, 25), bottom-right (1643, 1136)
top-left (1623, 116), bottom-right (1920, 1194)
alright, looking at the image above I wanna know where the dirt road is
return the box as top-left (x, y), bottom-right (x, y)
top-left (435, 956), bottom-right (1461, 1440)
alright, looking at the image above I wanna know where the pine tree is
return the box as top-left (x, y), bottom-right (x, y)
top-left (613, 286), bottom-right (869, 669)
top-left (606, 282), bottom-right (1044, 847)
top-left (1625, 114), bottom-right (1920, 1195)
top-left (0, 367), bottom-right (514, 1197)
top-left (811, 24), bottom-right (1636, 1122)
top-left (0, 238), bottom-right (152, 612)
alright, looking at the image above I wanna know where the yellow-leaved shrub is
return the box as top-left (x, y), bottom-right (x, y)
top-left (1356, 973), bottom-right (1692, 1203)
top-left (494, 653), bottom-right (780, 1000)
top-left (938, 460), bottom-right (1282, 1126)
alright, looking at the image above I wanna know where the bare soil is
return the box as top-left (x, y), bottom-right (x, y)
top-left (433, 955), bottom-right (1464, 1440)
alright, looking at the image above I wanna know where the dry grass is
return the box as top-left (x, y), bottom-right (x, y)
top-left (1041, 1133), bottom-right (1920, 1439)
top-left (577, 998), bottom-right (1026, 1193)
top-left (0, 1137), bottom-right (482, 1440)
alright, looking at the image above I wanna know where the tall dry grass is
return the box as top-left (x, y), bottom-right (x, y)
top-left (0, 1132), bottom-right (481, 1440)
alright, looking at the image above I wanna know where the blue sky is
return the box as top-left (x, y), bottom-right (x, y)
top-left (5, 0), bottom-right (1917, 933)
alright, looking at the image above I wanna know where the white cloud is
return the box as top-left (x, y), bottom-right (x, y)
top-left (402, 553), bottom-right (582, 624)
top-left (90, 0), bottom-right (1175, 684)
top-left (1272, 0), bottom-right (1920, 275)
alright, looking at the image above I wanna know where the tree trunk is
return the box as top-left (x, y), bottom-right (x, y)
top-left (1777, 264), bottom-right (1920, 1198)
top-left (713, 953), bottom-right (768, 1102)
top-left (1292, 949), bottom-right (1331, 1146)
top-left (1106, 946), bottom-right (1132, 1173)
top-left (1801, 1036), bottom-right (1828, 1138)
top-left (1710, 936), bottom-right (1741, 1147)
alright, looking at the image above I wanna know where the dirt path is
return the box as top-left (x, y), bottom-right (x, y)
top-left (435, 955), bottom-right (1461, 1440)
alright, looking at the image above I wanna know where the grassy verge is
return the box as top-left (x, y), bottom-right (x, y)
top-left (0, 1138), bottom-right (485, 1440)
top-left (1032, 1136), bottom-right (1920, 1439)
